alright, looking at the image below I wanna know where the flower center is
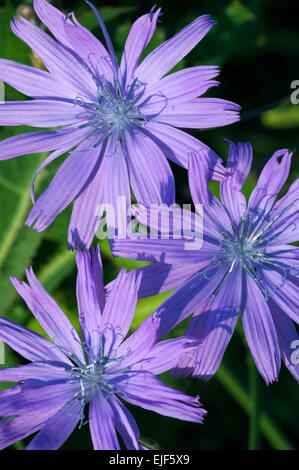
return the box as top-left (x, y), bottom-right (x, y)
top-left (221, 232), bottom-right (263, 265)
top-left (69, 326), bottom-right (132, 400)
top-left (77, 77), bottom-right (147, 147)
top-left (219, 212), bottom-right (275, 266)
top-left (70, 359), bottom-right (114, 397)
top-left (209, 187), bottom-right (298, 302)
top-left (212, 214), bottom-right (271, 295)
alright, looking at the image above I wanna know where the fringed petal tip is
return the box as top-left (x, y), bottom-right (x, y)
top-left (149, 5), bottom-right (162, 19)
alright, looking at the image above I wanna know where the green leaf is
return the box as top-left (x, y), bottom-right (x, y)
top-left (6, 250), bottom-right (77, 336)
top-left (0, 8), bottom-right (50, 315)
top-left (0, 344), bottom-right (18, 391)
top-left (261, 104), bottom-right (299, 129)
top-left (0, 150), bottom-right (46, 314)
top-left (131, 291), bottom-right (173, 331)
top-left (24, 250), bottom-right (78, 337)
top-left (37, 249), bottom-right (76, 293)
top-left (225, 0), bottom-right (255, 26)
top-left (100, 237), bottom-right (151, 272)
top-left (216, 363), bottom-right (295, 450)
top-left (0, 7), bottom-right (32, 64)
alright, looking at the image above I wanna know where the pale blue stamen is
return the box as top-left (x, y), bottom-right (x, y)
top-left (213, 213), bottom-right (282, 298)
top-left (216, 199), bottom-right (298, 299)
top-left (77, 76), bottom-right (148, 148)
top-left (210, 259), bottom-right (236, 300)
top-left (69, 354), bottom-right (130, 427)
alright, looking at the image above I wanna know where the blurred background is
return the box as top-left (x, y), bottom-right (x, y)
top-left (0, 0), bottom-right (298, 450)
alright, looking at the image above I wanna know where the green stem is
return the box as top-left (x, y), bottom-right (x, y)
top-left (38, 250), bottom-right (76, 293)
top-left (216, 364), bottom-right (295, 450)
top-left (241, 96), bottom-right (290, 120)
top-left (0, 154), bottom-right (45, 273)
top-left (248, 357), bottom-right (261, 450)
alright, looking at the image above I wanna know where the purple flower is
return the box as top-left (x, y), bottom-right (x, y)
top-left (0, 247), bottom-right (206, 450)
top-left (0, 0), bottom-right (240, 249)
top-left (112, 142), bottom-right (299, 385)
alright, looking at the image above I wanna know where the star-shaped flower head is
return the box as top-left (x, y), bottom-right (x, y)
top-left (0, 0), bottom-right (240, 249)
top-left (112, 142), bottom-right (299, 384)
top-left (0, 247), bottom-right (206, 450)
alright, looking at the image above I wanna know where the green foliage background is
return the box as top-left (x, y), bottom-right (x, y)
top-left (0, 0), bottom-right (298, 450)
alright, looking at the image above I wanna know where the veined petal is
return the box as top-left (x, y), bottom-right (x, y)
top-left (68, 142), bottom-right (106, 250)
top-left (26, 399), bottom-right (82, 450)
top-left (112, 237), bottom-right (214, 265)
top-left (143, 121), bottom-right (222, 171)
top-left (268, 179), bottom-right (299, 245)
top-left (188, 149), bottom-right (210, 206)
top-left (155, 98), bottom-right (240, 128)
top-left (0, 409), bottom-right (59, 451)
top-left (26, 134), bottom-right (102, 232)
top-left (62, 17), bottom-right (114, 83)
top-left (0, 317), bottom-right (70, 364)
top-left (258, 267), bottom-right (299, 324)
top-left (34, 0), bottom-right (113, 82)
top-left (100, 269), bottom-right (140, 354)
top-left (140, 66), bottom-right (220, 112)
top-left (175, 301), bottom-right (210, 377)
top-left (110, 396), bottom-right (140, 450)
top-left (101, 143), bottom-right (131, 237)
top-left (11, 15), bottom-right (97, 100)
top-left (113, 315), bottom-right (160, 371)
top-left (129, 199), bottom-right (206, 239)
top-left (0, 100), bottom-right (82, 127)
top-left (33, 0), bottom-right (73, 43)
top-left (76, 247), bottom-right (105, 361)
top-left (192, 264), bottom-right (242, 380)
top-left (120, 8), bottom-right (161, 88)
top-left (266, 245), bottom-right (299, 273)
top-left (223, 140), bottom-right (253, 190)
top-left (0, 59), bottom-right (74, 99)
top-left (270, 210), bottom-right (299, 246)
top-left (188, 150), bottom-right (232, 237)
top-left (128, 201), bottom-right (218, 250)
top-left (123, 128), bottom-right (175, 206)
top-left (220, 141), bottom-right (252, 225)
top-left (89, 391), bottom-right (120, 450)
top-left (154, 263), bottom-right (229, 338)
top-left (68, 142), bottom-right (130, 249)
top-left (0, 362), bottom-right (71, 383)
top-left (136, 262), bottom-right (203, 298)
top-left (271, 178), bottom-right (299, 220)
top-left (0, 381), bottom-right (79, 417)
top-left (242, 274), bottom-right (281, 384)
top-left (248, 149), bottom-right (292, 215)
top-left (269, 299), bottom-right (299, 382)
top-left (135, 15), bottom-right (216, 85)
top-left (107, 261), bottom-right (202, 299)
top-left (10, 268), bottom-right (85, 365)
top-left (30, 147), bottom-right (71, 204)
top-left (119, 372), bottom-right (206, 423)
top-left (0, 125), bottom-right (89, 161)
top-left (141, 337), bottom-right (201, 375)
